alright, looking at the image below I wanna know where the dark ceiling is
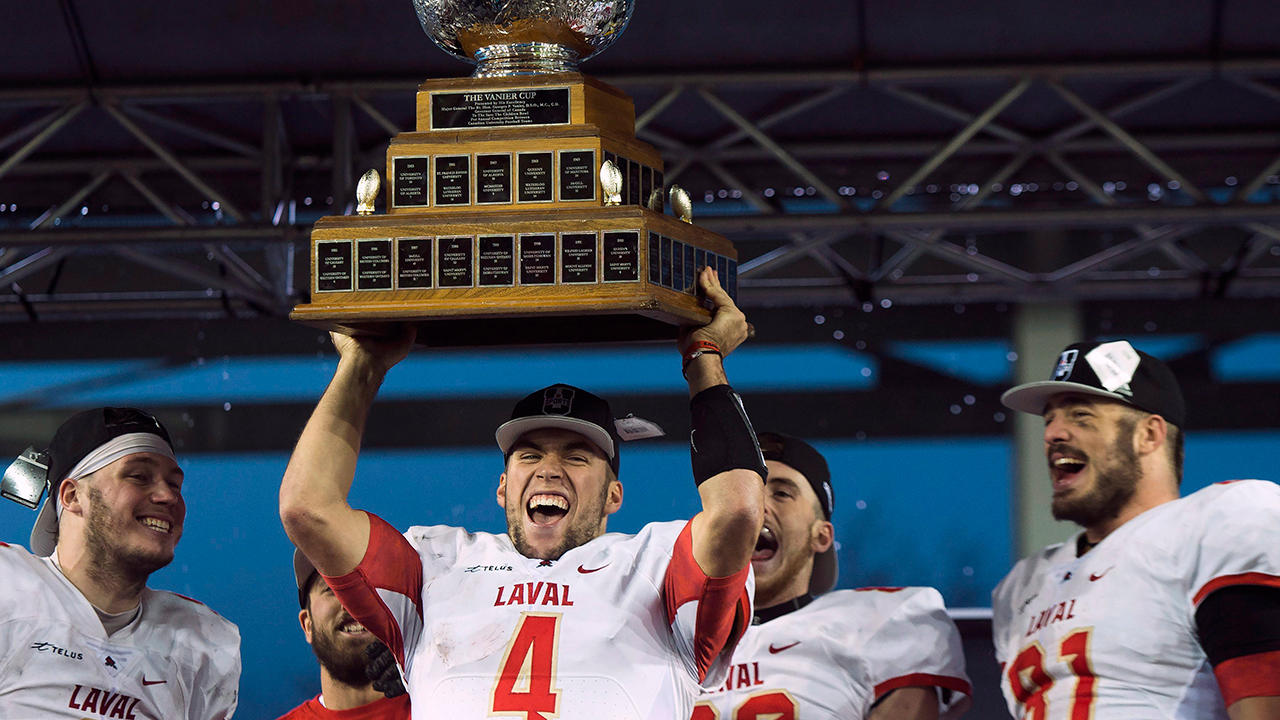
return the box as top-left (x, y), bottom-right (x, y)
top-left (6, 0), bottom-right (1278, 86)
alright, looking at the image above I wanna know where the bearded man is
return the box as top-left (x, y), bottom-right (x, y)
top-left (993, 340), bottom-right (1280, 720)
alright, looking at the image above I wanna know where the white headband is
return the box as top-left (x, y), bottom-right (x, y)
top-left (63, 432), bottom-right (176, 484)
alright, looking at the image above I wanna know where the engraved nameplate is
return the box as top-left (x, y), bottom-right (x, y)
top-left (393, 157), bottom-right (430, 208)
top-left (683, 243), bottom-right (696, 295)
top-left (479, 235), bottom-right (515, 287)
top-left (518, 152), bottom-right (554, 203)
top-left (476, 153), bottom-right (512, 205)
top-left (671, 240), bottom-right (685, 293)
top-left (628, 161), bottom-right (641, 206)
top-left (396, 238), bottom-right (433, 289)
top-left (431, 88), bottom-right (571, 130)
top-left (603, 231), bottom-right (640, 283)
top-left (356, 239), bottom-right (392, 290)
top-left (520, 234), bottom-right (556, 285)
top-left (660, 235), bottom-right (673, 288)
top-left (437, 236), bottom-right (474, 288)
top-left (316, 240), bottom-right (353, 292)
top-left (560, 232), bottom-right (598, 284)
top-left (559, 149), bottom-right (596, 202)
top-left (435, 155), bottom-right (471, 206)
top-left (648, 232), bottom-right (661, 284)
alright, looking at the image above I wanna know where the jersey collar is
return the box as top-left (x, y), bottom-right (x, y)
top-left (752, 593), bottom-right (815, 625)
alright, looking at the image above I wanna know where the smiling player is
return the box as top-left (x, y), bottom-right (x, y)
top-left (280, 268), bottom-right (767, 719)
top-left (993, 340), bottom-right (1280, 720)
top-left (693, 432), bottom-right (971, 720)
top-left (0, 407), bottom-right (241, 719)
top-left (277, 550), bottom-right (409, 719)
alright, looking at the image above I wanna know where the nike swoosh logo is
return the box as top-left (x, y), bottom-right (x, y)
top-left (768, 641), bottom-right (800, 654)
top-left (578, 563), bottom-right (610, 574)
top-left (142, 678), bottom-right (166, 686)
top-left (1090, 567), bottom-right (1114, 581)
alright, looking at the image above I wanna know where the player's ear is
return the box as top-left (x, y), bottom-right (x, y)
top-left (1135, 413), bottom-right (1167, 458)
top-left (811, 519), bottom-right (834, 554)
top-left (299, 608), bottom-right (314, 644)
top-left (59, 477), bottom-right (84, 516)
top-left (496, 473), bottom-right (508, 509)
top-left (604, 477), bottom-right (623, 515)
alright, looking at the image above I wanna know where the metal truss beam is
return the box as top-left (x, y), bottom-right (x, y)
top-left (1, 58), bottom-right (1279, 321)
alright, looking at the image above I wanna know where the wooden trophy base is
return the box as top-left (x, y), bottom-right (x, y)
top-left (290, 206), bottom-right (738, 348)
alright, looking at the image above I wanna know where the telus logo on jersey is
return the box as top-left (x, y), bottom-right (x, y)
top-left (465, 564), bottom-right (513, 573)
top-left (30, 641), bottom-right (84, 660)
top-left (67, 685), bottom-right (144, 719)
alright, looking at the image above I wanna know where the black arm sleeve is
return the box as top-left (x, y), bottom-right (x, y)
top-left (1195, 585), bottom-right (1280, 667)
top-left (689, 384), bottom-right (768, 486)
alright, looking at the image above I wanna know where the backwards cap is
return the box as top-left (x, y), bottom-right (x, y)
top-left (758, 432), bottom-right (838, 596)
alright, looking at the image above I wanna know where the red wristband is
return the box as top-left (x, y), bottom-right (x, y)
top-left (682, 340), bottom-right (722, 375)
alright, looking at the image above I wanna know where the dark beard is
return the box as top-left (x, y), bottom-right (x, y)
top-left (1052, 416), bottom-right (1142, 527)
top-left (311, 625), bottom-right (374, 687)
top-left (506, 480), bottom-right (611, 561)
top-left (83, 485), bottom-right (170, 590)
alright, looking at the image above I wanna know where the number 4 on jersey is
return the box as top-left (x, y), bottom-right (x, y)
top-left (491, 612), bottom-right (562, 719)
top-left (1008, 627), bottom-right (1096, 720)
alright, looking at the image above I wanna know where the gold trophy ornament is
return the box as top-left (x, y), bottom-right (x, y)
top-left (289, 0), bottom-right (741, 347)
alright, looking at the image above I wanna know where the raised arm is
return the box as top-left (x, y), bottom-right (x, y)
top-left (279, 326), bottom-right (416, 577)
top-left (683, 266), bottom-right (766, 578)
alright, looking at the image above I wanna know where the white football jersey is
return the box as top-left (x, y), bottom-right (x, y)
top-left (326, 515), bottom-right (752, 720)
top-left (692, 587), bottom-right (971, 720)
top-left (992, 480), bottom-right (1280, 719)
top-left (0, 541), bottom-right (241, 719)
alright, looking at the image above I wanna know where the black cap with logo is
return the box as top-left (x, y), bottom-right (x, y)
top-left (495, 385), bottom-right (623, 475)
top-left (1001, 340), bottom-right (1185, 427)
top-left (757, 432), bottom-right (838, 596)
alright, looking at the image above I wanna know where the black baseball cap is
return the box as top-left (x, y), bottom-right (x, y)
top-left (1001, 340), bottom-right (1186, 427)
top-left (757, 432), bottom-right (838, 596)
top-left (30, 407), bottom-right (173, 556)
top-left (495, 385), bottom-right (622, 475)
top-left (293, 548), bottom-right (320, 609)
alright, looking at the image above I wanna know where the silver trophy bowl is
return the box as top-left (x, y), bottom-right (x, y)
top-left (413, 0), bottom-right (635, 77)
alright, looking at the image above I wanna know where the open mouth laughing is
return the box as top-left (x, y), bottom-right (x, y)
top-left (526, 493), bottom-right (570, 527)
top-left (138, 516), bottom-right (171, 535)
top-left (1049, 451), bottom-right (1088, 493)
top-left (752, 525), bottom-right (778, 562)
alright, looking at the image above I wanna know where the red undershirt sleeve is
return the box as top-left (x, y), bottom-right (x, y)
top-left (662, 520), bottom-right (752, 684)
top-left (321, 512), bottom-right (424, 667)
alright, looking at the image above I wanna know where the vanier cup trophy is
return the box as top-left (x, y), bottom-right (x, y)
top-left (290, 0), bottom-right (740, 346)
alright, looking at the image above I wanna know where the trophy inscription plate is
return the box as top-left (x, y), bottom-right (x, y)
top-left (316, 240), bottom-right (354, 292)
top-left (619, 157), bottom-right (631, 205)
top-left (603, 231), bottom-right (639, 283)
top-left (559, 149), bottom-right (596, 201)
top-left (519, 234), bottom-right (556, 285)
top-left (627, 159), bottom-right (641, 206)
top-left (659, 235), bottom-right (672, 288)
top-left (396, 238), bottom-right (433, 289)
top-left (671, 240), bottom-right (686, 293)
top-left (648, 231), bottom-right (660, 284)
top-left (393, 157), bottom-right (430, 208)
top-left (476, 153), bottom-right (513, 204)
top-left (356, 239), bottom-right (393, 291)
top-left (517, 152), bottom-right (554, 203)
top-left (560, 232), bottom-right (598, 284)
top-left (727, 260), bottom-right (738, 301)
top-left (682, 242), bottom-right (696, 295)
top-left (430, 88), bottom-right (572, 130)
top-left (438, 236), bottom-right (475, 287)
top-left (435, 155), bottom-right (472, 206)
top-left (479, 235), bottom-right (516, 286)
top-left (641, 166), bottom-right (653, 209)
top-left (694, 248), bottom-right (706, 295)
